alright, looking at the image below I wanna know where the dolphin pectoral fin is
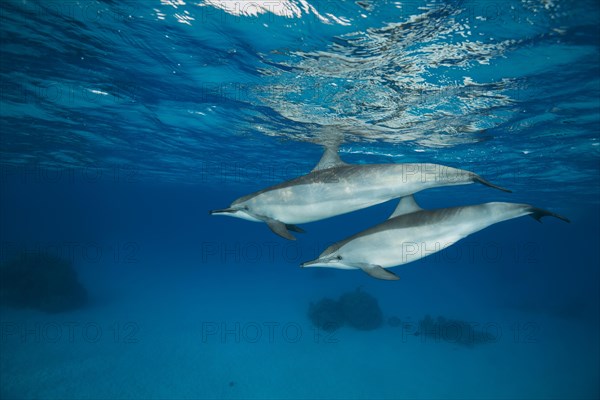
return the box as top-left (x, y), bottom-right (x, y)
top-left (265, 218), bottom-right (297, 240)
top-left (473, 175), bottom-right (512, 193)
top-left (286, 224), bottom-right (306, 233)
top-left (353, 263), bottom-right (400, 280)
top-left (527, 207), bottom-right (571, 223)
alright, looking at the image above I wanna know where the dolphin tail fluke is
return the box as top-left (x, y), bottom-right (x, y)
top-left (473, 175), bottom-right (512, 193)
top-left (265, 218), bottom-right (297, 240)
top-left (528, 207), bottom-right (571, 223)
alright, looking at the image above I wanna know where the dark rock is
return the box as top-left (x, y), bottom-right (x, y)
top-left (0, 252), bottom-right (87, 313)
top-left (308, 288), bottom-right (385, 332)
top-left (339, 287), bottom-right (383, 330)
top-left (418, 314), bottom-right (496, 347)
top-left (308, 298), bottom-right (344, 332)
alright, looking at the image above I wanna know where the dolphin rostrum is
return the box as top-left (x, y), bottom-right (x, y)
top-left (210, 146), bottom-right (511, 240)
top-left (301, 196), bottom-right (569, 280)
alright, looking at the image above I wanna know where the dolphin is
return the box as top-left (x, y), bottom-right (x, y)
top-left (210, 146), bottom-right (511, 240)
top-left (301, 196), bottom-right (569, 280)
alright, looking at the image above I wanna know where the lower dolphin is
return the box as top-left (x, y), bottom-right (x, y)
top-left (301, 196), bottom-right (570, 280)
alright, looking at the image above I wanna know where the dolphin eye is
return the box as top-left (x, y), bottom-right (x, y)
top-left (336, 255), bottom-right (342, 260)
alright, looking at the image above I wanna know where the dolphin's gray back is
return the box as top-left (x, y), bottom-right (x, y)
top-left (320, 203), bottom-right (532, 258)
top-left (233, 163), bottom-right (474, 205)
top-left (232, 165), bottom-right (354, 205)
top-left (320, 206), bottom-right (468, 257)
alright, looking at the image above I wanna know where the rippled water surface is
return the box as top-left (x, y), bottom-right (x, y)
top-left (1, 0), bottom-right (599, 200)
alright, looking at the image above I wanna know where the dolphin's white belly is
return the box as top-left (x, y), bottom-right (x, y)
top-left (248, 179), bottom-right (422, 224)
top-left (341, 220), bottom-right (479, 268)
top-left (241, 163), bottom-right (478, 224)
top-left (338, 204), bottom-right (527, 269)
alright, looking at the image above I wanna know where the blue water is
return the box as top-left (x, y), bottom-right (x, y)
top-left (1, 0), bottom-right (599, 399)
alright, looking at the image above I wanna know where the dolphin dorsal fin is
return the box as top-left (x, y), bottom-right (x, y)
top-left (312, 146), bottom-right (347, 172)
top-left (389, 195), bottom-right (422, 219)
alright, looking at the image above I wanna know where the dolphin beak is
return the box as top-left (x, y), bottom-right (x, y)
top-left (301, 259), bottom-right (318, 268)
top-left (209, 208), bottom-right (236, 215)
top-left (301, 257), bottom-right (332, 268)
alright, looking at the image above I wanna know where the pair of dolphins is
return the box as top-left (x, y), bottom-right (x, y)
top-left (211, 146), bottom-right (569, 280)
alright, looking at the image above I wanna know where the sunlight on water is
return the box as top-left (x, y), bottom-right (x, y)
top-left (0, 0), bottom-right (598, 200)
top-left (252, 1), bottom-right (569, 146)
top-left (199, 0), bottom-right (352, 24)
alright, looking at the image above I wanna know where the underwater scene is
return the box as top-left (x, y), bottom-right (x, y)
top-left (1, 0), bottom-right (599, 399)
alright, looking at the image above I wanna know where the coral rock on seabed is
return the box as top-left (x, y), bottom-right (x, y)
top-left (308, 298), bottom-right (345, 332)
top-left (339, 287), bottom-right (383, 331)
top-left (418, 314), bottom-right (497, 347)
top-left (0, 252), bottom-right (87, 313)
top-left (308, 288), bottom-right (384, 332)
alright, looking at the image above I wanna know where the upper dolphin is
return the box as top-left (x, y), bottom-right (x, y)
top-left (210, 146), bottom-right (511, 240)
top-left (302, 196), bottom-right (570, 280)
